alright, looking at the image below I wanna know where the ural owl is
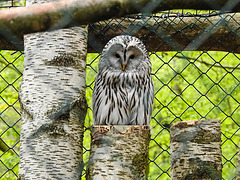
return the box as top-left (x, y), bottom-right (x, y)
top-left (92, 35), bottom-right (154, 125)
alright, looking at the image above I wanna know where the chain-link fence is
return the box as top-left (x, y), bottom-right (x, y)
top-left (0, 2), bottom-right (25, 179)
top-left (0, 1), bottom-right (240, 180)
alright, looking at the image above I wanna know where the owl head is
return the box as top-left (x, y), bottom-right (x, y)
top-left (99, 35), bottom-right (151, 73)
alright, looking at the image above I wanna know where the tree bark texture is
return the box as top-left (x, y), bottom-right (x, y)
top-left (86, 126), bottom-right (150, 180)
top-left (0, 0), bottom-right (238, 43)
top-left (18, 26), bottom-right (88, 180)
top-left (88, 14), bottom-right (240, 53)
top-left (2, 13), bottom-right (240, 54)
top-left (1, 0), bottom-right (240, 35)
top-left (170, 119), bottom-right (222, 180)
top-left (18, 1), bottom-right (88, 179)
top-left (236, 141), bottom-right (240, 180)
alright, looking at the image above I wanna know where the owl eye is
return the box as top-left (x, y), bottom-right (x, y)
top-left (129, 55), bottom-right (135, 59)
top-left (115, 53), bottom-right (120, 58)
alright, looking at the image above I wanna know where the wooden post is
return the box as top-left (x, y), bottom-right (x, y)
top-left (86, 126), bottom-right (150, 180)
top-left (170, 119), bottom-right (222, 180)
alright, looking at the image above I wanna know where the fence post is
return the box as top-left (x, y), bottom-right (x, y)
top-left (18, 1), bottom-right (88, 179)
top-left (86, 126), bottom-right (150, 180)
top-left (170, 119), bottom-right (222, 180)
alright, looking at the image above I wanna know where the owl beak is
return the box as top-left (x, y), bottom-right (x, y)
top-left (122, 64), bottom-right (126, 71)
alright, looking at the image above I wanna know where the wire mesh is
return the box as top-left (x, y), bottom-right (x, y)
top-left (0, 1), bottom-right (240, 180)
top-left (0, 2), bottom-right (25, 179)
top-left (85, 12), bottom-right (240, 179)
top-left (0, 51), bottom-right (23, 178)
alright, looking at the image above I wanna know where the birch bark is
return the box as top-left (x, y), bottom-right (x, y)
top-left (170, 119), bottom-right (222, 180)
top-left (86, 126), bottom-right (150, 180)
top-left (18, 1), bottom-right (88, 179)
top-left (236, 142), bottom-right (240, 180)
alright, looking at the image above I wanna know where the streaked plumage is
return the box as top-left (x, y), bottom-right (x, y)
top-left (92, 35), bottom-right (154, 125)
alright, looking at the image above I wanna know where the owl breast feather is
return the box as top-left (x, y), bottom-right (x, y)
top-left (92, 69), bottom-right (153, 125)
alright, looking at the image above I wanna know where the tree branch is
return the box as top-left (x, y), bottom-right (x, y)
top-left (87, 14), bottom-right (240, 53)
top-left (174, 54), bottom-right (240, 70)
top-left (0, 0), bottom-right (240, 52)
top-left (0, 0), bottom-right (239, 36)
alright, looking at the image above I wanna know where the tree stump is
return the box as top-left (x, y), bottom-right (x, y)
top-left (170, 119), bottom-right (222, 180)
top-left (86, 126), bottom-right (150, 180)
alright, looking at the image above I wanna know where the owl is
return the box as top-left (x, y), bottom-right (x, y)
top-left (92, 35), bottom-right (154, 125)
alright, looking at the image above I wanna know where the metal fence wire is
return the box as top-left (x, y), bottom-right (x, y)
top-left (0, 1), bottom-right (240, 180)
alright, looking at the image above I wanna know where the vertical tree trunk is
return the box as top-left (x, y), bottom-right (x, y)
top-left (86, 126), bottom-right (150, 180)
top-left (18, 1), bottom-right (88, 179)
top-left (236, 142), bottom-right (240, 180)
top-left (170, 119), bottom-right (222, 180)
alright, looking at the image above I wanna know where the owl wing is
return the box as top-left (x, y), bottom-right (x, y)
top-left (144, 75), bottom-right (154, 125)
top-left (128, 74), bottom-right (154, 125)
top-left (92, 73), bottom-right (111, 125)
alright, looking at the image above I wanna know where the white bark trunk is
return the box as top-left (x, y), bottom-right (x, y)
top-left (170, 119), bottom-right (222, 180)
top-left (18, 1), bottom-right (88, 179)
top-left (18, 26), bottom-right (88, 180)
top-left (86, 126), bottom-right (150, 180)
top-left (236, 142), bottom-right (240, 180)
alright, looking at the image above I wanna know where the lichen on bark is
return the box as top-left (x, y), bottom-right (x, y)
top-left (18, 1), bottom-right (88, 178)
top-left (170, 119), bottom-right (222, 180)
top-left (86, 126), bottom-right (150, 180)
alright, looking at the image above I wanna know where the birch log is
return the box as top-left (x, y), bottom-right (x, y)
top-left (236, 142), bottom-right (240, 180)
top-left (86, 126), bottom-right (150, 180)
top-left (4, 13), bottom-right (240, 54)
top-left (170, 119), bottom-right (222, 180)
top-left (0, 0), bottom-right (239, 42)
top-left (18, 1), bottom-right (88, 179)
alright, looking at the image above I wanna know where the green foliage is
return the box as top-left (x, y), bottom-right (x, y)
top-left (0, 50), bottom-right (23, 180)
top-left (0, 0), bottom-right (25, 8)
top-left (84, 51), bottom-right (240, 180)
top-left (1, 50), bottom-right (240, 179)
top-left (150, 51), bottom-right (240, 179)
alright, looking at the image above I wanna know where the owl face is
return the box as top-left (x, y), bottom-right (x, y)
top-left (99, 35), bottom-right (150, 73)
